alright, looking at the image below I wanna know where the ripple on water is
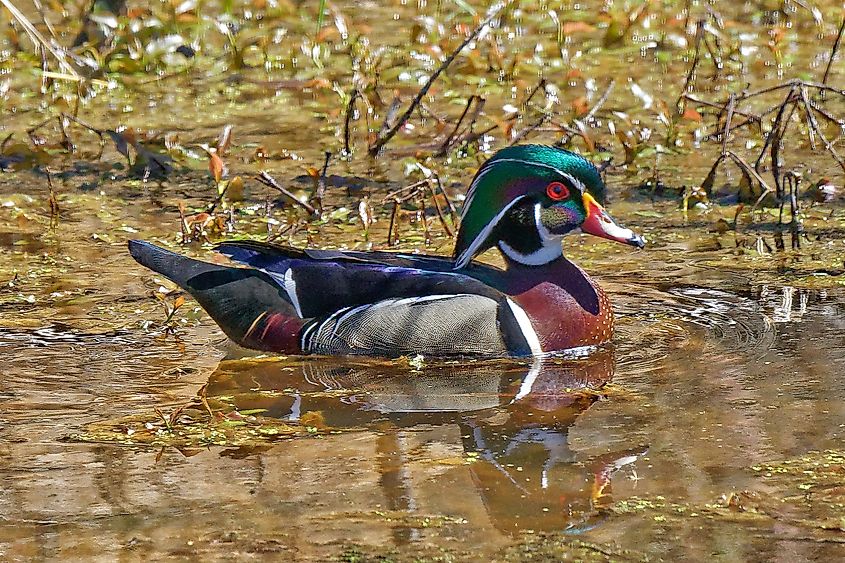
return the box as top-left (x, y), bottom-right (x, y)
top-left (612, 283), bottom-right (777, 375)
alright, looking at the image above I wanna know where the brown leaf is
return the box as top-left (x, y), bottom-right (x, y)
top-left (208, 151), bottom-right (224, 183)
top-left (562, 21), bottom-right (596, 34)
top-left (682, 108), bottom-right (702, 122)
top-left (571, 96), bottom-right (590, 117)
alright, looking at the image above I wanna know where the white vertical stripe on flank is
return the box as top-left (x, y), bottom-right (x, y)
top-left (283, 268), bottom-right (303, 317)
top-left (505, 298), bottom-right (543, 356)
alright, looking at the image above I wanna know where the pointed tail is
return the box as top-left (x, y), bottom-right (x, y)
top-left (128, 240), bottom-right (304, 353)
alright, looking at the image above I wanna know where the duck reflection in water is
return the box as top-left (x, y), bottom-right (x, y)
top-left (205, 346), bottom-right (646, 535)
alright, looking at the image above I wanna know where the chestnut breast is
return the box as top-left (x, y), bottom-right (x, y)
top-left (506, 259), bottom-right (613, 351)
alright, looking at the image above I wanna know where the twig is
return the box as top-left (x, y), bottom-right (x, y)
top-left (430, 170), bottom-right (458, 222)
top-left (368, 3), bottom-right (505, 156)
top-left (681, 94), bottom-right (760, 122)
top-left (822, 16), bottom-right (845, 86)
top-left (522, 77), bottom-right (548, 109)
top-left (676, 19), bottom-right (705, 113)
top-left (256, 171), bottom-right (319, 217)
top-left (509, 114), bottom-right (549, 146)
top-left (806, 98), bottom-right (845, 126)
top-left (725, 150), bottom-right (775, 205)
top-left (376, 94), bottom-right (402, 141)
top-left (437, 95), bottom-right (478, 155)
top-left (702, 35), bottom-right (722, 80)
top-left (754, 86), bottom-right (797, 172)
top-left (315, 151), bottom-right (331, 211)
top-left (32, 0), bottom-right (57, 42)
top-left (386, 199), bottom-right (399, 245)
top-left (799, 86), bottom-right (845, 171)
top-left (425, 180), bottom-right (454, 237)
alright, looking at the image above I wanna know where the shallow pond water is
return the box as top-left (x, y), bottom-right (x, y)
top-left (2, 202), bottom-right (844, 560)
top-left (3, 0), bottom-right (845, 560)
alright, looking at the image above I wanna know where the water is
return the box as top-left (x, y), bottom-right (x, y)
top-left (2, 0), bottom-right (845, 560)
top-left (2, 242), bottom-right (843, 559)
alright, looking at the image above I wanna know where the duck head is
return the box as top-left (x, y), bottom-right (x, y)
top-left (453, 145), bottom-right (644, 268)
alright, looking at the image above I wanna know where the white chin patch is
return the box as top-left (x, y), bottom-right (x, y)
top-left (499, 238), bottom-right (562, 266)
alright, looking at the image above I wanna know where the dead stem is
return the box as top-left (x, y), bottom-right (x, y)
top-left (584, 79), bottom-right (615, 122)
top-left (315, 151), bottom-right (331, 212)
top-left (509, 114), bottom-right (549, 146)
top-left (721, 94), bottom-right (735, 156)
top-left (45, 169), bottom-right (59, 227)
top-left (822, 17), bottom-right (845, 87)
top-left (799, 86), bottom-right (845, 172)
top-left (753, 86), bottom-right (798, 173)
top-left (437, 95), bottom-right (478, 156)
top-left (367, 3), bottom-right (505, 156)
top-left (426, 181), bottom-right (454, 237)
top-left (676, 19), bottom-right (705, 113)
top-left (343, 89), bottom-right (360, 155)
top-left (386, 199), bottom-right (399, 245)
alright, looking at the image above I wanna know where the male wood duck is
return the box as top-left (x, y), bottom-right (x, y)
top-left (129, 145), bottom-right (644, 358)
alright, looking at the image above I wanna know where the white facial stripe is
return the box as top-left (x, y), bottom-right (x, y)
top-left (558, 172), bottom-right (586, 193)
top-left (505, 298), bottom-right (543, 356)
top-left (454, 195), bottom-right (526, 269)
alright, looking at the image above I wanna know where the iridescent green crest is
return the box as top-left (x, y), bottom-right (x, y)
top-left (453, 145), bottom-right (605, 268)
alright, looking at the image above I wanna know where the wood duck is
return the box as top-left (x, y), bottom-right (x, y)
top-left (129, 145), bottom-right (644, 358)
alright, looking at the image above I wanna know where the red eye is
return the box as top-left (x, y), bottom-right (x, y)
top-left (546, 182), bottom-right (570, 201)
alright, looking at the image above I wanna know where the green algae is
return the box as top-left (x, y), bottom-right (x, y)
top-left (607, 450), bottom-right (845, 543)
top-left (64, 395), bottom-right (353, 448)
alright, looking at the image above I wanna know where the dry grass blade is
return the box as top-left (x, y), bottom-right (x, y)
top-left (0, 0), bottom-right (79, 78)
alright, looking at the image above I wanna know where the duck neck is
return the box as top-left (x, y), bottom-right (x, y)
top-left (495, 201), bottom-right (564, 268)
